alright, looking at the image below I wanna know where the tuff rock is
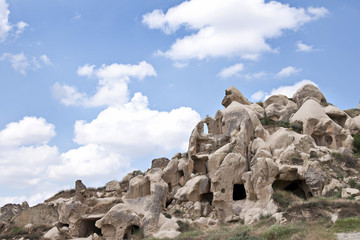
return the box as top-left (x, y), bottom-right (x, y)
top-left (1, 84), bottom-right (360, 239)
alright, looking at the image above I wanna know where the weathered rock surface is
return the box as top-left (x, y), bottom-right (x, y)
top-left (1, 84), bottom-right (360, 239)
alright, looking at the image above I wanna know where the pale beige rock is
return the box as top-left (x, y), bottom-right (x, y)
top-left (324, 105), bottom-right (348, 127)
top-left (175, 176), bottom-right (210, 203)
top-left (264, 95), bottom-right (298, 122)
top-left (44, 227), bottom-right (61, 240)
top-left (105, 180), bottom-right (121, 192)
top-left (342, 188), bottom-right (360, 198)
top-left (13, 204), bottom-right (59, 228)
top-left (293, 84), bottom-right (327, 107)
top-left (222, 86), bottom-right (250, 107)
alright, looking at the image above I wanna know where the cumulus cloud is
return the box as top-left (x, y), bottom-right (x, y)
top-left (47, 144), bottom-right (126, 179)
top-left (143, 0), bottom-right (328, 61)
top-left (54, 61), bottom-right (157, 107)
top-left (250, 79), bottom-right (318, 101)
top-left (0, 117), bottom-right (58, 187)
top-left (50, 60), bottom-right (201, 180)
top-left (275, 66), bottom-right (301, 78)
top-left (0, 53), bottom-right (52, 75)
top-left (296, 41), bottom-right (315, 52)
top-left (0, 0), bottom-right (28, 42)
top-left (73, 93), bottom-right (200, 157)
top-left (218, 63), bottom-right (244, 78)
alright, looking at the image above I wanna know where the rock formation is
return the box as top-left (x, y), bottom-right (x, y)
top-left (1, 84), bottom-right (360, 239)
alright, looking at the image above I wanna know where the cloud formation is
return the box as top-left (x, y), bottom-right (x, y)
top-left (0, 53), bottom-right (52, 75)
top-left (250, 79), bottom-right (318, 102)
top-left (143, 0), bottom-right (328, 61)
top-left (218, 63), bottom-right (244, 78)
top-left (296, 41), bottom-right (315, 52)
top-left (54, 61), bottom-right (157, 107)
top-left (0, 0), bottom-right (28, 42)
top-left (275, 66), bottom-right (301, 78)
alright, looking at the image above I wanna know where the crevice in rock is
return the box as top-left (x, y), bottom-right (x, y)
top-left (200, 192), bottom-right (213, 205)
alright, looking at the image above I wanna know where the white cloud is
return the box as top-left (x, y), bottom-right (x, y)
top-left (0, 117), bottom-right (59, 189)
top-left (73, 93), bottom-right (200, 157)
top-left (0, 116), bottom-right (55, 147)
top-left (275, 66), bottom-right (301, 78)
top-left (40, 54), bottom-right (52, 66)
top-left (15, 21), bottom-right (28, 36)
top-left (0, 191), bottom-right (56, 207)
top-left (296, 41), bottom-right (314, 52)
top-left (0, 0), bottom-right (28, 42)
top-left (73, 12), bottom-right (81, 20)
top-left (243, 71), bottom-right (267, 80)
top-left (218, 63), bottom-right (244, 78)
top-left (0, 53), bottom-right (52, 75)
top-left (143, 0), bottom-right (328, 61)
top-left (250, 79), bottom-right (318, 102)
top-left (47, 144), bottom-right (126, 179)
top-left (250, 90), bottom-right (267, 102)
top-left (51, 60), bottom-right (201, 181)
top-left (54, 61), bottom-right (156, 107)
top-left (77, 64), bottom-right (95, 77)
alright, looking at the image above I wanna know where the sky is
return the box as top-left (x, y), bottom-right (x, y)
top-left (0, 0), bottom-right (359, 206)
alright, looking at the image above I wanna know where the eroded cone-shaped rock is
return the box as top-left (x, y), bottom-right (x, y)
top-left (222, 86), bottom-right (250, 107)
top-left (293, 84), bottom-right (327, 107)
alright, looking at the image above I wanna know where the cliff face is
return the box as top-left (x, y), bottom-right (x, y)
top-left (1, 84), bottom-right (360, 240)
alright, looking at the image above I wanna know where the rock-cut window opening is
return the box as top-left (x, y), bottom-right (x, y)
top-left (233, 184), bottom-right (246, 201)
top-left (78, 219), bottom-right (102, 237)
top-left (203, 123), bottom-right (209, 134)
top-left (123, 225), bottom-right (141, 239)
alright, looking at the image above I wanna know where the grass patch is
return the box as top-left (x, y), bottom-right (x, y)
top-left (332, 152), bottom-right (359, 169)
top-left (260, 116), bottom-right (302, 133)
top-left (330, 217), bottom-right (360, 233)
top-left (263, 224), bottom-right (300, 240)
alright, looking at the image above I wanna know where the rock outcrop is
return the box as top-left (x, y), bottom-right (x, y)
top-left (1, 84), bottom-right (360, 239)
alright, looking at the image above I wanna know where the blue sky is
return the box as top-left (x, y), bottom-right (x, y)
top-left (0, 0), bottom-right (359, 206)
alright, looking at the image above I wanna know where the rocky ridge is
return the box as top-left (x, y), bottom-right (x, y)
top-left (1, 84), bottom-right (360, 240)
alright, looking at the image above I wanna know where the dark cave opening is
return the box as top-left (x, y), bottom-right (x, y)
top-left (78, 219), bottom-right (102, 237)
top-left (272, 180), bottom-right (312, 200)
top-left (200, 192), bottom-right (214, 205)
top-left (233, 184), bottom-right (246, 201)
top-left (123, 225), bottom-right (141, 239)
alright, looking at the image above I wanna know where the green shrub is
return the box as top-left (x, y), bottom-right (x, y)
top-left (263, 224), bottom-right (299, 240)
top-left (353, 134), bottom-right (360, 154)
top-left (330, 217), bottom-right (360, 233)
top-left (256, 102), bottom-right (263, 107)
top-left (348, 178), bottom-right (357, 188)
top-left (164, 213), bottom-right (172, 219)
top-left (174, 209), bottom-right (184, 218)
top-left (176, 220), bottom-right (191, 232)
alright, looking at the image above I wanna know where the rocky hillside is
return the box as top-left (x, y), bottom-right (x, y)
top-left (1, 84), bottom-right (360, 240)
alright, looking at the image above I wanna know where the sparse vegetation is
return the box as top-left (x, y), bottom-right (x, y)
top-left (260, 116), bottom-right (303, 133)
top-left (330, 217), bottom-right (360, 233)
top-left (256, 102), bottom-right (263, 107)
top-left (263, 224), bottom-right (300, 240)
top-left (176, 220), bottom-right (191, 232)
top-left (353, 134), bottom-right (360, 154)
top-left (344, 108), bottom-right (360, 118)
top-left (174, 209), bottom-right (184, 218)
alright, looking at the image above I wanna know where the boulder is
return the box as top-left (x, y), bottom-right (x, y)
top-left (44, 227), bottom-right (61, 240)
top-left (151, 157), bottom-right (170, 169)
top-left (342, 188), bottom-right (360, 198)
top-left (222, 86), bottom-right (250, 107)
top-left (175, 176), bottom-right (210, 203)
top-left (293, 84), bottom-right (327, 107)
top-left (13, 203), bottom-right (59, 228)
top-left (264, 95), bottom-right (298, 122)
top-left (105, 180), bottom-right (121, 192)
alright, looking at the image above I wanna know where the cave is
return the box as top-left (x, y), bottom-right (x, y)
top-left (233, 184), bottom-right (246, 201)
top-left (272, 180), bottom-right (312, 200)
top-left (123, 225), bottom-right (141, 239)
top-left (200, 192), bottom-right (213, 205)
top-left (78, 219), bottom-right (102, 237)
top-left (168, 182), bottom-right (172, 193)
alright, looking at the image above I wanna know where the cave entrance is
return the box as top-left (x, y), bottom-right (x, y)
top-left (200, 192), bottom-right (213, 205)
top-left (272, 180), bottom-right (312, 200)
top-left (78, 219), bottom-right (102, 237)
top-left (233, 184), bottom-right (246, 201)
top-left (123, 225), bottom-right (141, 239)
